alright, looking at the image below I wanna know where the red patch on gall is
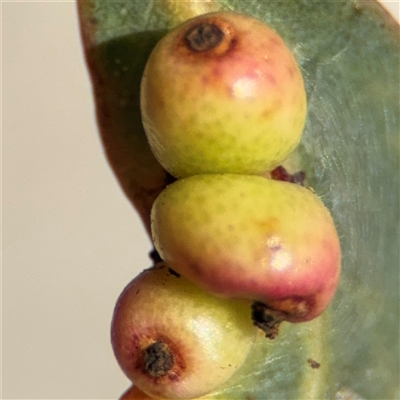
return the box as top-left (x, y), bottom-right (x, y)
top-left (268, 36), bottom-right (283, 49)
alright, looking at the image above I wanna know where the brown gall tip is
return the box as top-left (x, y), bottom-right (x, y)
top-left (144, 341), bottom-right (174, 377)
top-left (185, 22), bottom-right (225, 52)
top-left (251, 301), bottom-right (286, 339)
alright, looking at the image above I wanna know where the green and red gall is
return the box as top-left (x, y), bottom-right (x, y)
top-left (151, 174), bottom-right (341, 336)
top-left (111, 264), bottom-right (257, 399)
top-left (140, 11), bottom-right (307, 178)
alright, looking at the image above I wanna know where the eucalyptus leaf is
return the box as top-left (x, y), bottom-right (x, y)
top-left (78, 1), bottom-right (399, 398)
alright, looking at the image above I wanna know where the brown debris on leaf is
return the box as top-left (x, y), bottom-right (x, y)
top-left (307, 358), bottom-right (321, 369)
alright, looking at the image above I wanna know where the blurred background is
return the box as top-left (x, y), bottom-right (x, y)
top-left (2, 2), bottom-right (399, 399)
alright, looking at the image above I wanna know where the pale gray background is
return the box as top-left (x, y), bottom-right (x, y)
top-left (2, 2), bottom-right (399, 399)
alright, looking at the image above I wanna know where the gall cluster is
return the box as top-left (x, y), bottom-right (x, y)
top-left (112, 11), bottom-right (341, 400)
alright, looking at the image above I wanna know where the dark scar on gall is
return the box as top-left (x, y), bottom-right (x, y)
top-left (144, 341), bottom-right (175, 377)
top-left (185, 23), bottom-right (225, 52)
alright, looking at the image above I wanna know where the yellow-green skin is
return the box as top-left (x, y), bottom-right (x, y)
top-left (151, 175), bottom-right (341, 323)
top-left (120, 385), bottom-right (214, 400)
top-left (140, 11), bottom-right (307, 178)
top-left (111, 264), bottom-right (257, 400)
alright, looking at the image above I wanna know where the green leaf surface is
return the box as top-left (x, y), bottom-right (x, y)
top-left (78, 1), bottom-right (399, 398)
